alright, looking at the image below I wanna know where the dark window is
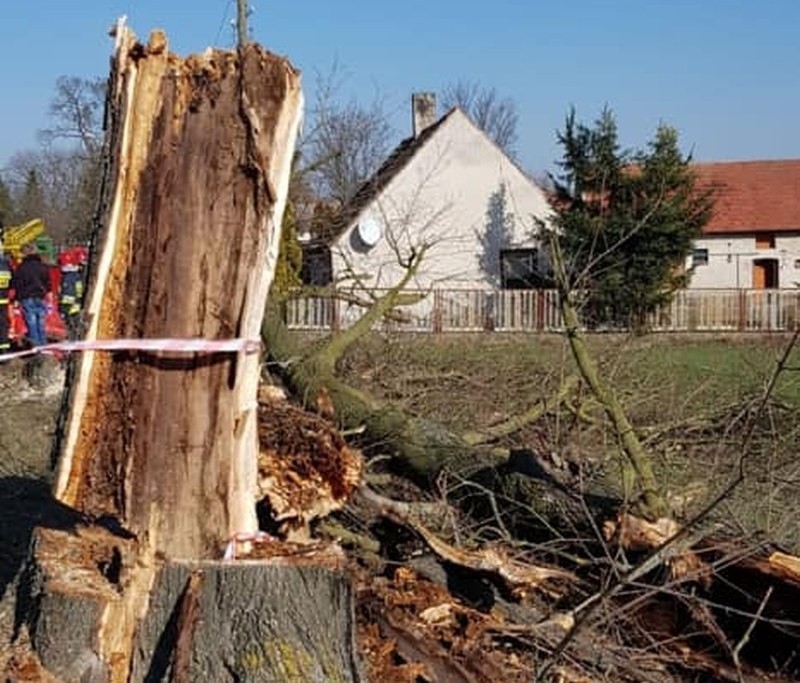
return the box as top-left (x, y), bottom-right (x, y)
top-left (692, 248), bottom-right (709, 266)
top-left (755, 233), bottom-right (775, 250)
top-left (500, 248), bottom-right (544, 289)
top-left (300, 243), bottom-right (332, 286)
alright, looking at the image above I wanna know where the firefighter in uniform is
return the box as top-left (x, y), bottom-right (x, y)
top-left (58, 249), bottom-right (84, 340)
top-left (0, 243), bottom-right (11, 354)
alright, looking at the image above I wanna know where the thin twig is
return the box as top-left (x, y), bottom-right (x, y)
top-left (732, 585), bottom-right (773, 677)
top-left (536, 330), bottom-right (800, 681)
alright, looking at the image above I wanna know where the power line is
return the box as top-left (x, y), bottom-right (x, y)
top-left (213, 0), bottom-right (234, 47)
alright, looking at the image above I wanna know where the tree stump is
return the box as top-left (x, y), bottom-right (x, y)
top-left (22, 527), bottom-right (361, 682)
top-left (13, 21), bottom-right (362, 682)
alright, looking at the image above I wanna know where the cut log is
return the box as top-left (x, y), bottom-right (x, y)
top-left (19, 526), bottom-right (146, 682)
top-left (53, 23), bottom-right (303, 559)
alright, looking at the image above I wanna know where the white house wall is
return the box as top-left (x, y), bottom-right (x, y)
top-left (331, 110), bottom-right (553, 292)
top-left (688, 233), bottom-right (800, 289)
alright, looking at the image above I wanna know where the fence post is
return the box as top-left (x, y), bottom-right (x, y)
top-left (536, 290), bottom-right (545, 331)
top-left (794, 291), bottom-right (800, 331)
top-left (432, 289), bottom-right (443, 334)
top-left (483, 290), bottom-right (495, 331)
top-left (331, 296), bottom-right (340, 333)
top-left (738, 289), bottom-right (746, 331)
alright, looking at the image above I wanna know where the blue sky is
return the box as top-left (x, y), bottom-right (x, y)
top-left (1, 0), bottom-right (799, 176)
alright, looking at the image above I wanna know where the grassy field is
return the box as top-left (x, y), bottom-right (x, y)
top-left (337, 331), bottom-right (800, 427)
top-left (332, 331), bottom-right (800, 549)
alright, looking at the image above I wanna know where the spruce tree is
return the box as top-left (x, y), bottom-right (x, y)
top-left (272, 198), bottom-right (303, 294)
top-left (17, 169), bottom-right (46, 223)
top-left (549, 107), bottom-right (715, 330)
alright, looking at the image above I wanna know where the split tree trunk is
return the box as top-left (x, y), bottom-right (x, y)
top-left (54, 24), bottom-right (302, 559)
top-left (16, 23), bottom-right (361, 683)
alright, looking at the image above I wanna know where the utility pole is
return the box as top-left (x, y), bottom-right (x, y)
top-left (236, 0), bottom-right (248, 47)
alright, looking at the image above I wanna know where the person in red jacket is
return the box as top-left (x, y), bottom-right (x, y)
top-left (58, 249), bottom-right (85, 340)
top-left (11, 242), bottom-right (51, 347)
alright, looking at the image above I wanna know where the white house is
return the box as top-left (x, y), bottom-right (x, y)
top-left (688, 160), bottom-right (800, 290)
top-left (313, 93), bottom-right (553, 293)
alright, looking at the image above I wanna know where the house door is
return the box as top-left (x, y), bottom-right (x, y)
top-left (752, 258), bottom-right (779, 289)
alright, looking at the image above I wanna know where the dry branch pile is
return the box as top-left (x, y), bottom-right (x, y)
top-left (239, 380), bottom-right (800, 681)
top-left (328, 466), bottom-right (800, 682)
top-left (252, 390), bottom-right (800, 681)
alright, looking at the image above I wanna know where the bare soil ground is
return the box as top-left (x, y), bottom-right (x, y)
top-left (0, 358), bottom-right (72, 667)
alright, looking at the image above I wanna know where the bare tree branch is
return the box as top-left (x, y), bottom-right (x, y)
top-left (39, 76), bottom-right (105, 158)
top-left (301, 65), bottom-right (395, 208)
top-left (441, 80), bottom-right (518, 157)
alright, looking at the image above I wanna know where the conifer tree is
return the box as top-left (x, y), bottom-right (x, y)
top-left (272, 198), bottom-right (303, 293)
top-left (17, 169), bottom-right (46, 223)
top-left (549, 107), bottom-right (715, 329)
top-left (272, 150), bottom-right (306, 294)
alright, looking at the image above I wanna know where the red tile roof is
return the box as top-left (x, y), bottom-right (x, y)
top-left (694, 160), bottom-right (800, 234)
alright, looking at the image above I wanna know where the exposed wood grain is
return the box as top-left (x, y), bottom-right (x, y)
top-left (53, 25), bottom-right (303, 559)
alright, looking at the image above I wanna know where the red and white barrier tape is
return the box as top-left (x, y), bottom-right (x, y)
top-left (0, 337), bottom-right (261, 362)
top-left (223, 531), bottom-right (277, 560)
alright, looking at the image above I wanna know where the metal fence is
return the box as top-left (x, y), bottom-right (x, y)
top-left (284, 288), bottom-right (800, 333)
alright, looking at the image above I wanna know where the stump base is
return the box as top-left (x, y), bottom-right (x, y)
top-left (20, 526), bottom-right (362, 682)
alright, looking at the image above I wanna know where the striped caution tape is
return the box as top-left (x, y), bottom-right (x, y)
top-left (0, 337), bottom-right (262, 362)
top-left (223, 531), bottom-right (277, 560)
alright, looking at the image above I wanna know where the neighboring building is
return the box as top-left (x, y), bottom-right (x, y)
top-left (309, 93), bottom-right (553, 292)
top-left (688, 160), bottom-right (800, 289)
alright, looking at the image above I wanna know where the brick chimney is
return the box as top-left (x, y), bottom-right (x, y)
top-left (412, 92), bottom-right (437, 137)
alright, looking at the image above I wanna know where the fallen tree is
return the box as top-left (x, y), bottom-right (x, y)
top-left (261, 234), bottom-right (800, 680)
top-left (549, 234), bottom-right (667, 519)
top-left (263, 298), bottom-right (579, 481)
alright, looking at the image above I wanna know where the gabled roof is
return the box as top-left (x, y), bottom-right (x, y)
top-left (324, 108), bottom-right (458, 243)
top-left (694, 159), bottom-right (800, 234)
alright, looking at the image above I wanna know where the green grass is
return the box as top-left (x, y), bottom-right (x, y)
top-left (337, 332), bottom-right (800, 428)
top-left (329, 330), bottom-right (800, 549)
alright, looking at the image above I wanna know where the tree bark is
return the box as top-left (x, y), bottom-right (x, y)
top-left (53, 25), bottom-right (302, 559)
top-left (549, 235), bottom-right (667, 519)
top-left (21, 526), bottom-right (362, 683)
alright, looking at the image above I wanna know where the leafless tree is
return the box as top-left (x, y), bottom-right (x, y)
top-left (300, 66), bottom-right (395, 209)
top-left (39, 76), bottom-right (105, 159)
top-left (4, 146), bottom-right (95, 240)
top-left (440, 80), bottom-right (519, 158)
top-left (2, 76), bottom-right (106, 238)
